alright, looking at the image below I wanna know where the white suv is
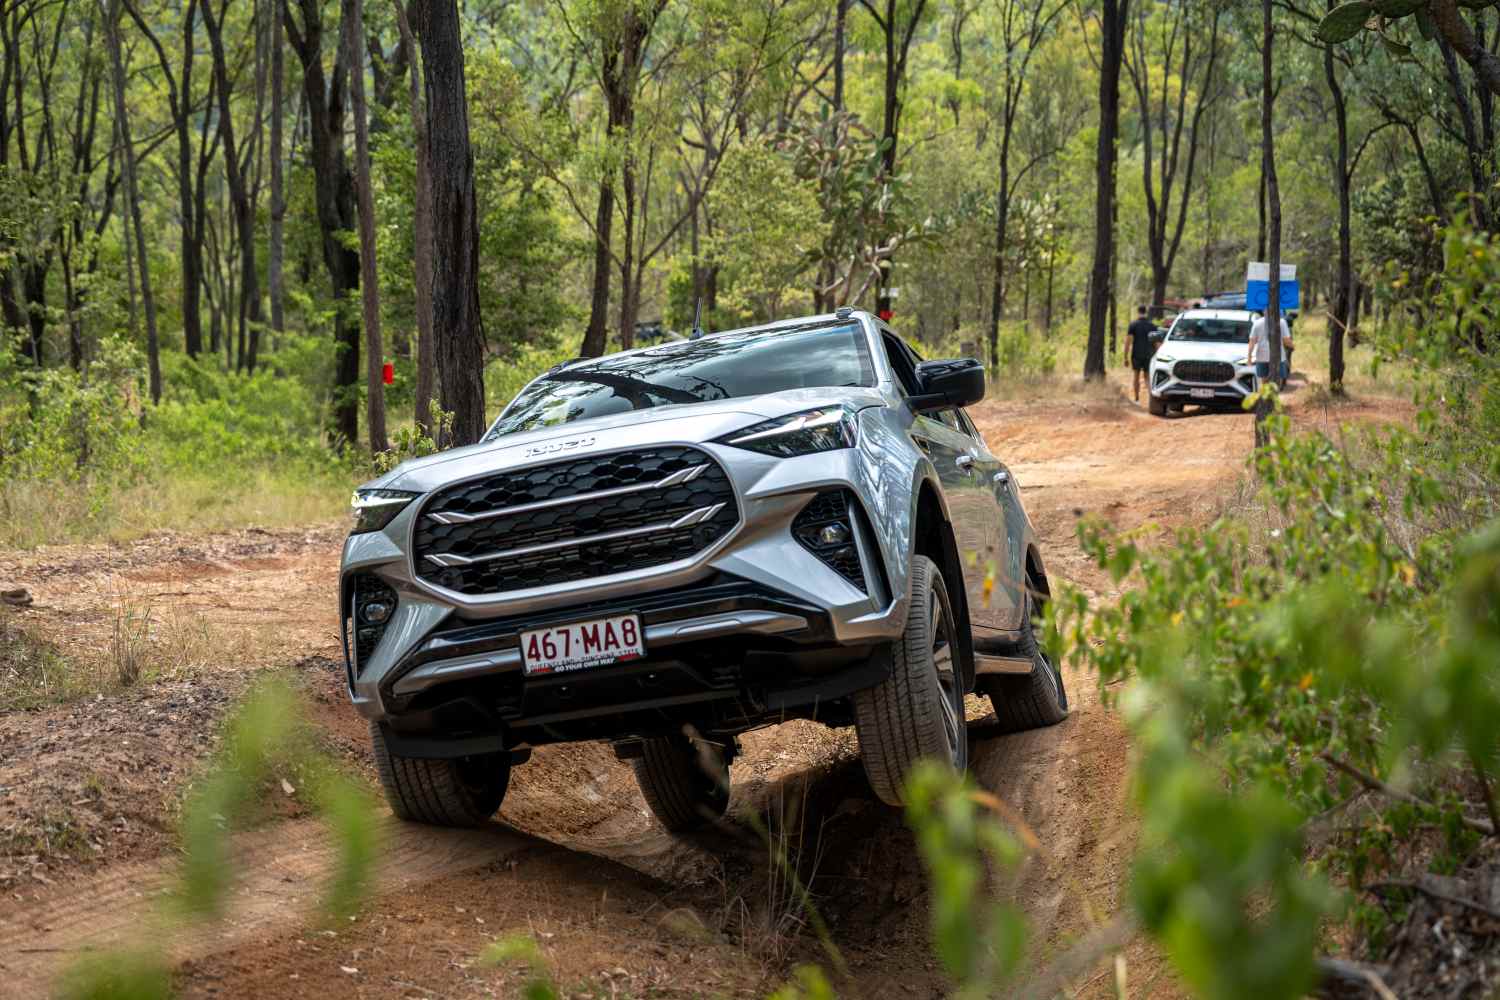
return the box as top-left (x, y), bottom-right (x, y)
top-left (1146, 309), bottom-right (1259, 417)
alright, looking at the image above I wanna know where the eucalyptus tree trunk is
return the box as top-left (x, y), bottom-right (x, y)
top-left (395, 0), bottom-right (435, 438)
top-left (416, 0), bottom-right (486, 445)
top-left (1256, 0), bottom-right (1283, 445)
top-left (1324, 40), bottom-right (1350, 395)
top-left (203, 0), bottom-right (262, 374)
top-left (104, 0), bottom-right (160, 402)
top-left (285, 0), bottom-right (362, 445)
top-left (268, 0), bottom-right (285, 334)
top-left (345, 0), bottom-right (387, 453)
top-left (1085, 0), bottom-right (1128, 378)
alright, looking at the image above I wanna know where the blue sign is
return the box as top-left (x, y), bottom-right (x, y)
top-left (1245, 261), bottom-right (1299, 311)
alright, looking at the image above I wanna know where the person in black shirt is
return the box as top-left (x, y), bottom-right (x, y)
top-left (1124, 306), bottom-right (1157, 403)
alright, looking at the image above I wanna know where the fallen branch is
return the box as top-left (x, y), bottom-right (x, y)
top-left (1365, 879), bottom-right (1500, 922)
top-left (1316, 957), bottom-right (1398, 1000)
top-left (1318, 752), bottom-right (1495, 837)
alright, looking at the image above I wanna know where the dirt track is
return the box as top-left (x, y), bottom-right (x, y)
top-left (0, 384), bottom-right (1398, 997)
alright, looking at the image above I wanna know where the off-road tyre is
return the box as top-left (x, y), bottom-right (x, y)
top-left (854, 555), bottom-right (967, 807)
top-left (1148, 392), bottom-right (1168, 417)
top-left (370, 723), bottom-right (510, 827)
top-left (633, 734), bottom-right (731, 832)
top-left (984, 592), bottom-right (1069, 734)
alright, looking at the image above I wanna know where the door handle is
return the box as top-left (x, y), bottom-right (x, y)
top-left (993, 469), bottom-right (1010, 486)
top-left (955, 454), bottom-right (975, 473)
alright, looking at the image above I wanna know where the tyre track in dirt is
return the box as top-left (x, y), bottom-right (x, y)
top-left (2, 387), bottom-right (1361, 996)
top-left (0, 817), bottom-right (536, 994)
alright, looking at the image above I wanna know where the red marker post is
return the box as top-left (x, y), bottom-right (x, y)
top-left (382, 362), bottom-right (394, 386)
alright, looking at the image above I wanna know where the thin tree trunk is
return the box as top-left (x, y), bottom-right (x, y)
top-left (1256, 0), bottom-right (1282, 444)
top-left (834, 0), bottom-right (847, 111)
top-left (1324, 42), bottom-right (1350, 395)
top-left (203, 0), bottom-right (262, 375)
top-left (268, 0), bottom-right (285, 333)
top-left (988, 129), bottom-right (1012, 373)
top-left (345, 0), bottom-right (387, 452)
top-left (619, 163), bottom-right (638, 349)
top-left (1257, 158), bottom-right (1267, 262)
top-left (286, 0), bottom-right (362, 445)
top-left (105, 0), bottom-right (161, 403)
top-left (417, 0), bottom-right (486, 445)
top-left (581, 182), bottom-right (614, 357)
top-left (395, 0), bottom-right (435, 438)
top-left (1085, 0), bottom-right (1127, 379)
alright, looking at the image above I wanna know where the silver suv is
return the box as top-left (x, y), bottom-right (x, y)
top-left (1146, 308), bottom-right (1260, 416)
top-left (341, 310), bottom-right (1066, 831)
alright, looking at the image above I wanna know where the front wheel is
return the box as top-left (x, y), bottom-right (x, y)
top-left (1147, 392), bottom-right (1168, 417)
top-left (632, 733), bottom-right (731, 832)
top-left (982, 592), bottom-right (1068, 734)
top-left (854, 555), bottom-right (967, 807)
top-left (370, 723), bottom-right (510, 827)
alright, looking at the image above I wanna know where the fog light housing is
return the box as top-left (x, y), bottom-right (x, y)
top-left (818, 523), bottom-right (850, 546)
top-left (361, 599), bottom-right (394, 625)
top-left (792, 490), bottom-right (867, 592)
top-left (347, 574), bottom-right (398, 674)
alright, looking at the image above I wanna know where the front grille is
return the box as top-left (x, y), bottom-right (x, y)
top-left (792, 490), bottom-right (866, 592)
top-left (1173, 360), bottom-right (1235, 384)
top-left (413, 447), bottom-right (738, 597)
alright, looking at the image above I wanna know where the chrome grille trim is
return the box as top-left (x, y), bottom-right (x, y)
top-left (423, 502), bottom-right (727, 569)
top-left (426, 463), bottom-right (710, 526)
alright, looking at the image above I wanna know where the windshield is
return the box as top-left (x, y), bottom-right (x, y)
top-left (1168, 316), bottom-right (1252, 344)
top-left (485, 322), bottom-right (875, 439)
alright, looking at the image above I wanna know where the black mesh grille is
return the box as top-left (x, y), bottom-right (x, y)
top-left (352, 574), bottom-right (397, 672)
top-left (1174, 360), bottom-right (1235, 383)
top-left (413, 447), bottom-right (738, 597)
top-left (792, 490), bottom-right (866, 592)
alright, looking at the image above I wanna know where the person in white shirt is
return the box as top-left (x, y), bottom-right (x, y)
top-left (1246, 312), bottom-right (1292, 387)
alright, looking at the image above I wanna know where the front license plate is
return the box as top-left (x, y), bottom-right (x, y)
top-left (1189, 387), bottom-right (1216, 399)
top-left (521, 614), bottom-right (644, 676)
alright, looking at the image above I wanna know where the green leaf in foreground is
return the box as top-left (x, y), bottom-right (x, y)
top-left (1317, 1), bottom-right (1375, 43)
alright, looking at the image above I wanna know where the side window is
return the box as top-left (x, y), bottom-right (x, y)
top-left (956, 409), bottom-right (984, 443)
top-left (881, 333), bottom-right (922, 396)
top-left (935, 409), bottom-right (963, 432)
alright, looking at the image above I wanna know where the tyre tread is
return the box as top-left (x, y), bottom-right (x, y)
top-left (369, 722), bottom-right (508, 827)
top-left (854, 556), bottom-right (963, 806)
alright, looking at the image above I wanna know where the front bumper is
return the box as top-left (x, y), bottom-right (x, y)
top-left (340, 442), bottom-right (913, 728)
top-left (359, 573), bottom-right (889, 754)
top-left (1149, 360), bottom-right (1257, 404)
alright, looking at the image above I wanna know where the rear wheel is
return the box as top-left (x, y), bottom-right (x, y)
top-left (370, 723), bottom-right (510, 827)
top-left (632, 733), bottom-right (731, 832)
top-left (983, 591), bottom-right (1069, 733)
top-left (1147, 392), bottom-right (1168, 417)
top-left (854, 555), bottom-right (967, 807)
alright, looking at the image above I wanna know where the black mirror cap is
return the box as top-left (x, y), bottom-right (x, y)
top-left (911, 358), bottom-right (985, 411)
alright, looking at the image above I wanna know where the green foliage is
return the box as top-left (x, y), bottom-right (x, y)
top-left (0, 334), bottom-right (355, 548)
top-left (479, 934), bottom-right (561, 1000)
top-left (1318, 2), bottom-right (1376, 44)
top-left (1056, 217), bottom-right (1500, 995)
top-left (55, 949), bottom-right (173, 1000)
top-left (706, 140), bottom-right (827, 322)
top-left (55, 677), bottom-right (379, 997)
top-left (904, 763), bottom-right (1027, 996)
top-left (177, 676), bottom-right (379, 919)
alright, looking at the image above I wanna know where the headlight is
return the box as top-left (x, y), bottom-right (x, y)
top-left (350, 488), bottom-right (419, 534)
top-left (719, 406), bottom-right (857, 457)
top-left (1154, 354), bottom-right (1176, 364)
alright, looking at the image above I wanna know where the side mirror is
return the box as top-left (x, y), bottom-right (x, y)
top-left (911, 358), bottom-right (985, 411)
